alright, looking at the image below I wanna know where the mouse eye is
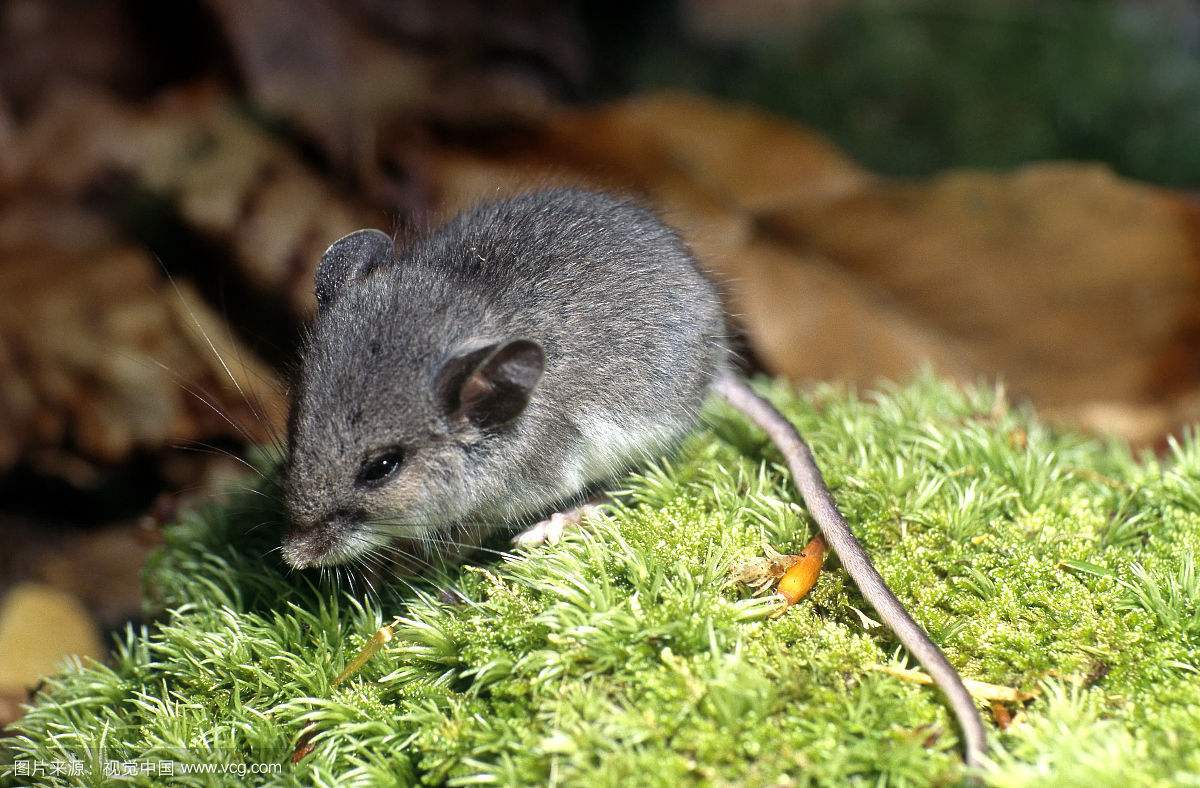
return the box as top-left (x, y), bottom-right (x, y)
top-left (356, 449), bottom-right (405, 487)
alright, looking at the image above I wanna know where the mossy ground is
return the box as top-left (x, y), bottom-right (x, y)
top-left (3, 376), bottom-right (1199, 786)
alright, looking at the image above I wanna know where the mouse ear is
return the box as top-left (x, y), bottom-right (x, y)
top-left (439, 339), bottom-right (545, 428)
top-left (315, 229), bottom-right (394, 310)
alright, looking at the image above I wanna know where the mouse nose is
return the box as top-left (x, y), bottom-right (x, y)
top-left (282, 507), bottom-right (368, 569)
top-left (325, 508), bottom-right (367, 531)
top-left (292, 507), bottom-right (365, 533)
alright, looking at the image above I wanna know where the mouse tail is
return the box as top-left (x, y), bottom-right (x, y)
top-left (714, 372), bottom-right (988, 769)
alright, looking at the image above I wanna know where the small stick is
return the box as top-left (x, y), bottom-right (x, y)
top-left (333, 622), bottom-right (396, 687)
top-left (871, 664), bottom-right (1036, 703)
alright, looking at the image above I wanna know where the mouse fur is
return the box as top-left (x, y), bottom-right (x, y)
top-left (282, 188), bottom-right (727, 569)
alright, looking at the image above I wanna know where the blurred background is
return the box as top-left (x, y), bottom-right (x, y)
top-left (2, 0), bottom-right (1200, 727)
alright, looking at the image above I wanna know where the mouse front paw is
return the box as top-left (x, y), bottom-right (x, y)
top-left (512, 504), bottom-right (600, 547)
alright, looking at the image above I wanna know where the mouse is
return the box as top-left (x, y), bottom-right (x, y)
top-left (278, 187), bottom-right (987, 767)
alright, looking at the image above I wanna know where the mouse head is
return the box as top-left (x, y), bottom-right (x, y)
top-left (280, 229), bottom-right (544, 569)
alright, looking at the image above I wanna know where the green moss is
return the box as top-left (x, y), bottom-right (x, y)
top-left (4, 376), bottom-right (1199, 785)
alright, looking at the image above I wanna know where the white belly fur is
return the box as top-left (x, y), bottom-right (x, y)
top-left (565, 417), bottom-right (685, 492)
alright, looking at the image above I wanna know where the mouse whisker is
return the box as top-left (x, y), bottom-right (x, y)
top-left (345, 555), bottom-right (377, 598)
top-left (157, 261), bottom-right (290, 460)
top-left (421, 537), bottom-right (521, 562)
top-left (361, 551), bottom-right (443, 601)
top-left (170, 440), bottom-right (268, 481)
top-left (358, 520), bottom-right (515, 562)
top-left (243, 518), bottom-right (283, 536)
top-left (363, 538), bottom-right (438, 569)
top-left (228, 486), bottom-right (277, 501)
top-left (139, 353), bottom-right (264, 446)
top-left (356, 549), bottom-right (439, 598)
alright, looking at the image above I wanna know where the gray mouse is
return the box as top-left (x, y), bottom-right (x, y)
top-left (279, 187), bottom-right (986, 766)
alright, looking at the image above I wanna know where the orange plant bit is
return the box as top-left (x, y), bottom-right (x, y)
top-left (990, 701), bottom-right (1014, 731)
top-left (776, 534), bottom-right (826, 604)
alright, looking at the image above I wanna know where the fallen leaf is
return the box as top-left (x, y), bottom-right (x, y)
top-left (765, 164), bottom-right (1200, 415)
top-left (0, 583), bottom-right (103, 695)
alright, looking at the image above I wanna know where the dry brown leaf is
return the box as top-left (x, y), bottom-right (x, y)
top-left (33, 524), bottom-right (157, 628)
top-left (717, 241), bottom-right (975, 384)
top-left (764, 164), bottom-right (1200, 412)
top-left (0, 583), bottom-right (103, 695)
top-left (542, 93), bottom-right (872, 213)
